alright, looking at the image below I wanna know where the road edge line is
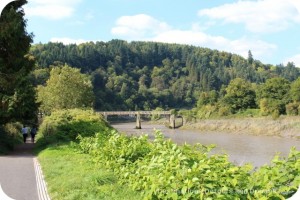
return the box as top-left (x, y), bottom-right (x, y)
top-left (33, 158), bottom-right (51, 200)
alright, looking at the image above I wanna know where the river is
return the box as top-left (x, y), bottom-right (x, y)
top-left (112, 122), bottom-right (300, 167)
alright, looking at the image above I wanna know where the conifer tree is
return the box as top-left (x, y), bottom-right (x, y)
top-left (247, 50), bottom-right (253, 64)
top-left (0, 0), bottom-right (37, 124)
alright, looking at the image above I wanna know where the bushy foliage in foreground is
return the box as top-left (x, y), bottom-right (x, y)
top-left (36, 109), bottom-right (111, 147)
top-left (78, 130), bottom-right (300, 199)
top-left (0, 123), bottom-right (22, 154)
top-left (38, 109), bottom-right (299, 199)
top-left (38, 145), bottom-right (142, 200)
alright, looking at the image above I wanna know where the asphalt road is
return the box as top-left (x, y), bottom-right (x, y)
top-left (0, 139), bottom-right (39, 200)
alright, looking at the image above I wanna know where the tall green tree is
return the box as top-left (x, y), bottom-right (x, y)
top-left (37, 65), bottom-right (94, 112)
top-left (0, 0), bottom-right (37, 124)
top-left (222, 78), bottom-right (256, 111)
top-left (247, 50), bottom-right (253, 64)
top-left (290, 77), bottom-right (300, 102)
top-left (258, 77), bottom-right (290, 114)
top-left (258, 77), bottom-right (290, 101)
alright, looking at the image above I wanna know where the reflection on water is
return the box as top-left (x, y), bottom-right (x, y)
top-left (112, 122), bottom-right (300, 167)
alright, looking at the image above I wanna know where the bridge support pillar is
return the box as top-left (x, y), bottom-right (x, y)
top-left (103, 113), bottom-right (108, 121)
top-left (136, 113), bottom-right (141, 129)
top-left (169, 114), bottom-right (175, 129)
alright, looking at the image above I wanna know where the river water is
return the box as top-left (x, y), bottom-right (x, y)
top-left (112, 122), bottom-right (300, 167)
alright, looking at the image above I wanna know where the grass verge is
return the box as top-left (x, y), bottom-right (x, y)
top-left (37, 144), bottom-right (142, 200)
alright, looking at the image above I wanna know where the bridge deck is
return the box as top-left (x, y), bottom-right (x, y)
top-left (98, 111), bottom-right (171, 116)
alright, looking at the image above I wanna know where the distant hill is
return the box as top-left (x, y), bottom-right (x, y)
top-left (30, 40), bottom-right (300, 110)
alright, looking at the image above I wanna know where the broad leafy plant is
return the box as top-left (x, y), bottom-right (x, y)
top-left (77, 129), bottom-right (300, 199)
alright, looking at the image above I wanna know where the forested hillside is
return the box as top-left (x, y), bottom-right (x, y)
top-left (30, 40), bottom-right (300, 111)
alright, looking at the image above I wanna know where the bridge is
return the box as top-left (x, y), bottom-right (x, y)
top-left (97, 111), bottom-right (181, 129)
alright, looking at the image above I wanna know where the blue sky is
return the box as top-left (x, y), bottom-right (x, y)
top-left (22, 0), bottom-right (300, 66)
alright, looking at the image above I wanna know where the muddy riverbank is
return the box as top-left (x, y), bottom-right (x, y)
top-left (181, 116), bottom-right (300, 139)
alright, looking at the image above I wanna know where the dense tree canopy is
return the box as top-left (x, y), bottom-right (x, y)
top-left (30, 41), bottom-right (300, 112)
top-left (257, 77), bottom-right (291, 115)
top-left (222, 78), bottom-right (256, 112)
top-left (0, 0), bottom-right (37, 124)
top-left (290, 77), bottom-right (300, 102)
top-left (37, 65), bottom-right (94, 112)
top-left (258, 77), bottom-right (290, 101)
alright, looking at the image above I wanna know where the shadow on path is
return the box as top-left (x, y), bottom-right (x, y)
top-left (11, 139), bottom-right (35, 156)
top-left (0, 138), bottom-right (39, 200)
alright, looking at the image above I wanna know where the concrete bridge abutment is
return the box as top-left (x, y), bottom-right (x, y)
top-left (136, 113), bottom-right (142, 129)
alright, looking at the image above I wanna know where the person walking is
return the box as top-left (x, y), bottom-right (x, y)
top-left (30, 126), bottom-right (37, 143)
top-left (21, 125), bottom-right (28, 143)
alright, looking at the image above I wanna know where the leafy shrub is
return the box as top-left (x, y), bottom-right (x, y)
top-left (178, 109), bottom-right (196, 123)
top-left (286, 102), bottom-right (299, 116)
top-left (260, 98), bottom-right (285, 116)
top-left (218, 105), bottom-right (232, 117)
top-left (234, 109), bottom-right (260, 118)
top-left (151, 107), bottom-right (164, 121)
top-left (272, 109), bottom-right (280, 120)
top-left (197, 104), bottom-right (218, 119)
top-left (197, 90), bottom-right (218, 108)
top-left (100, 132), bottom-right (151, 169)
top-left (0, 123), bottom-right (22, 154)
top-left (77, 129), bottom-right (300, 199)
top-left (251, 147), bottom-right (300, 199)
top-left (259, 98), bottom-right (269, 116)
top-left (36, 109), bottom-right (112, 146)
top-left (119, 132), bottom-right (251, 199)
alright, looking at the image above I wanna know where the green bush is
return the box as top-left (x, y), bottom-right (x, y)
top-left (178, 109), bottom-right (196, 122)
top-left (77, 130), bottom-right (300, 199)
top-left (119, 132), bottom-right (251, 199)
top-left (151, 107), bottom-right (164, 121)
top-left (196, 104), bottom-right (218, 119)
top-left (260, 98), bottom-right (285, 116)
top-left (286, 102), bottom-right (299, 116)
top-left (36, 109), bottom-right (112, 147)
top-left (250, 147), bottom-right (300, 199)
top-left (234, 109), bottom-right (261, 118)
top-left (272, 109), bottom-right (280, 120)
top-left (0, 123), bottom-right (22, 154)
top-left (218, 105), bottom-right (232, 117)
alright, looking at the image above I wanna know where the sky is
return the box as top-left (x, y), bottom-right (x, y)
top-left (21, 0), bottom-right (300, 66)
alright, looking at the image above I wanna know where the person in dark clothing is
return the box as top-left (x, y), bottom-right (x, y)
top-left (30, 126), bottom-right (37, 143)
top-left (21, 126), bottom-right (28, 143)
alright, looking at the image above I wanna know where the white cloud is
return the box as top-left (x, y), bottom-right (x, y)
top-left (111, 14), bottom-right (171, 39)
top-left (24, 0), bottom-right (82, 20)
top-left (84, 12), bottom-right (94, 21)
top-left (150, 31), bottom-right (276, 60)
top-left (285, 54), bottom-right (300, 67)
top-left (228, 37), bottom-right (277, 59)
top-left (111, 14), bottom-right (277, 62)
top-left (198, 0), bottom-right (300, 33)
top-left (150, 30), bottom-right (227, 47)
top-left (50, 37), bottom-right (90, 44)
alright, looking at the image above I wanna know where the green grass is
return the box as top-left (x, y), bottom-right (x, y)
top-left (232, 109), bottom-right (261, 118)
top-left (37, 145), bottom-right (142, 200)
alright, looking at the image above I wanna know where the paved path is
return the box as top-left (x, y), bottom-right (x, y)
top-left (0, 138), bottom-right (50, 200)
